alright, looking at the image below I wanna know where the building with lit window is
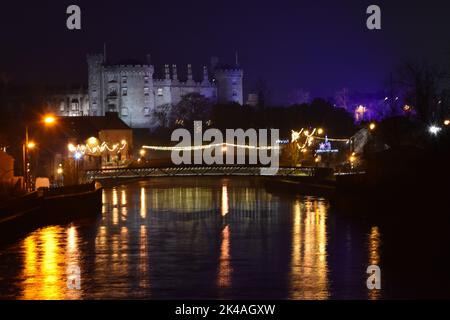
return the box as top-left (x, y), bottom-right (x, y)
top-left (86, 53), bottom-right (243, 128)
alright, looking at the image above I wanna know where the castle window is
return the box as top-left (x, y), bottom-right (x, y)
top-left (109, 87), bottom-right (117, 96)
top-left (144, 76), bottom-right (149, 83)
top-left (157, 88), bottom-right (163, 96)
top-left (60, 101), bottom-right (65, 111)
top-left (144, 87), bottom-right (149, 96)
top-left (71, 99), bottom-right (79, 111)
top-left (122, 76), bottom-right (127, 84)
top-left (122, 88), bottom-right (127, 96)
top-left (232, 91), bottom-right (238, 97)
top-left (144, 107), bottom-right (150, 116)
top-left (121, 108), bottom-right (129, 116)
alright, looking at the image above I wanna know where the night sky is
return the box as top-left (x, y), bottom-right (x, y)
top-left (1, 0), bottom-right (450, 104)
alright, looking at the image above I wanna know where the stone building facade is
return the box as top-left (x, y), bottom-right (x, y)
top-left (46, 86), bottom-right (89, 117)
top-left (86, 53), bottom-right (243, 128)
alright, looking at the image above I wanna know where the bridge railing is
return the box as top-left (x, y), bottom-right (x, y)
top-left (84, 165), bottom-right (328, 181)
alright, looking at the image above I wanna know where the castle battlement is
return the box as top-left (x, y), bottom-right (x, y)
top-left (86, 53), bottom-right (243, 128)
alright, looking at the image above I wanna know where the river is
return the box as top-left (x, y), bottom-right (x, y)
top-left (0, 176), bottom-right (447, 299)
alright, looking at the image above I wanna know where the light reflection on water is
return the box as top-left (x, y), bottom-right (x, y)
top-left (0, 177), bottom-right (381, 299)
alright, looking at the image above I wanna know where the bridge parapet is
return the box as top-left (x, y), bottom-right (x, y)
top-left (84, 166), bottom-right (325, 181)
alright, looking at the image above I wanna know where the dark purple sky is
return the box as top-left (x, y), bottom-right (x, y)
top-left (1, 0), bottom-right (450, 104)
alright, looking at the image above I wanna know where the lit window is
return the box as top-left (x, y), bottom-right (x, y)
top-left (121, 108), bottom-right (128, 116)
top-left (122, 87), bottom-right (127, 96)
top-left (157, 88), bottom-right (163, 96)
top-left (71, 100), bottom-right (79, 111)
top-left (60, 101), bottom-right (65, 111)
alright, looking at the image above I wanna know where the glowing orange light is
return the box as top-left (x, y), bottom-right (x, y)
top-left (369, 123), bottom-right (376, 131)
top-left (43, 115), bottom-right (56, 125)
top-left (444, 120), bottom-right (450, 126)
top-left (27, 142), bottom-right (36, 149)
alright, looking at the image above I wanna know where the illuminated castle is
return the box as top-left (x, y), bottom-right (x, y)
top-left (86, 53), bottom-right (243, 128)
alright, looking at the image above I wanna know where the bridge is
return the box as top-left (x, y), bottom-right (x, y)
top-left (84, 166), bottom-right (330, 181)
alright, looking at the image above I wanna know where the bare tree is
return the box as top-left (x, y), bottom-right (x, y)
top-left (151, 103), bottom-right (172, 128)
top-left (395, 61), bottom-right (446, 123)
top-left (170, 92), bottom-right (212, 129)
top-left (288, 88), bottom-right (311, 105)
top-left (334, 88), bottom-right (350, 111)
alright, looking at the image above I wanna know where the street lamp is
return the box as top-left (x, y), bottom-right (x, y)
top-left (369, 123), bottom-right (376, 131)
top-left (22, 115), bottom-right (58, 191)
top-left (43, 115), bottom-right (56, 125)
top-left (428, 125), bottom-right (441, 136)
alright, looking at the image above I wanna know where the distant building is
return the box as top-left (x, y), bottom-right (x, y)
top-left (246, 93), bottom-right (259, 107)
top-left (86, 53), bottom-right (244, 128)
top-left (0, 150), bottom-right (15, 183)
top-left (45, 86), bottom-right (89, 117)
top-left (38, 113), bottom-right (133, 183)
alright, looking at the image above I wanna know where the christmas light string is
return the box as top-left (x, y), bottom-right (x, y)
top-left (142, 142), bottom-right (280, 152)
top-left (68, 141), bottom-right (127, 155)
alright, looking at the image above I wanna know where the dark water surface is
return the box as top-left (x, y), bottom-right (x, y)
top-left (0, 177), bottom-right (447, 299)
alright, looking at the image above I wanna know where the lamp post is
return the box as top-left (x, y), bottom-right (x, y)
top-left (22, 125), bottom-right (29, 191)
top-left (22, 115), bottom-right (57, 192)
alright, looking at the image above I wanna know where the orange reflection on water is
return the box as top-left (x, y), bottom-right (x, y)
top-left (140, 187), bottom-right (147, 218)
top-left (112, 188), bottom-right (118, 206)
top-left (289, 199), bottom-right (329, 299)
top-left (217, 226), bottom-right (232, 288)
top-left (221, 185), bottom-right (229, 216)
top-left (368, 226), bottom-right (382, 300)
top-left (121, 190), bottom-right (127, 206)
top-left (139, 225), bottom-right (149, 290)
top-left (20, 226), bottom-right (68, 299)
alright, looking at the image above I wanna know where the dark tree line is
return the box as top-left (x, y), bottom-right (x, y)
top-left (151, 92), bottom-right (356, 140)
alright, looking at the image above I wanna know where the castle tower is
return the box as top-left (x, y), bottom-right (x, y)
top-left (172, 64), bottom-right (178, 82)
top-left (87, 53), bottom-right (105, 116)
top-left (187, 64), bottom-right (195, 85)
top-left (202, 66), bottom-right (209, 85)
top-left (213, 66), bottom-right (244, 105)
top-left (164, 64), bottom-right (170, 80)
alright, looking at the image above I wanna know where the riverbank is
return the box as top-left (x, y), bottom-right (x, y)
top-left (0, 183), bottom-right (102, 245)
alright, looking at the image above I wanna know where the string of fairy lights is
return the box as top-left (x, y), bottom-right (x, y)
top-left (65, 129), bottom-right (349, 160)
top-left (142, 142), bottom-right (280, 151)
top-left (290, 128), bottom-right (350, 154)
top-left (68, 140), bottom-right (128, 156)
